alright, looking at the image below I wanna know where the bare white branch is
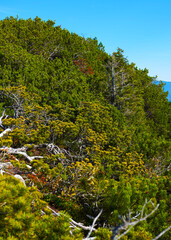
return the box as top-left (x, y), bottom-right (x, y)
top-left (0, 109), bottom-right (6, 125)
top-left (14, 174), bottom-right (26, 186)
top-left (112, 200), bottom-right (159, 240)
top-left (47, 206), bottom-right (97, 233)
top-left (0, 128), bottom-right (12, 138)
top-left (85, 209), bottom-right (103, 239)
top-left (0, 109), bottom-right (12, 137)
top-left (0, 162), bottom-right (13, 170)
top-left (0, 147), bottom-right (44, 162)
top-left (152, 225), bottom-right (171, 240)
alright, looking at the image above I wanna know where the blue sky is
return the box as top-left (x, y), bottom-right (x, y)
top-left (0, 0), bottom-right (171, 86)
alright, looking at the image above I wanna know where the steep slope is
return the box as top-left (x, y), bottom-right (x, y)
top-left (0, 17), bottom-right (170, 240)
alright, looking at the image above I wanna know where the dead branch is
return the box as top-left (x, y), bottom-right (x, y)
top-left (85, 209), bottom-right (103, 239)
top-left (48, 205), bottom-right (102, 237)
top-left (14, 174), bottom-right (26, 186)
top-left (0, 128), bottom-right (12, 138)
top-left (112, 199), bottom-right (159, 240)
top-left (152, 225), bottom-right (171, 240)
top-left (0, 147), bottom-right (44, 162)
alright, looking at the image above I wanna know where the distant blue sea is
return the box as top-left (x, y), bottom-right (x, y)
top-left (155, 81), bottom-right (171, 102)
top-left (162, 81), bottom-right (171, 102)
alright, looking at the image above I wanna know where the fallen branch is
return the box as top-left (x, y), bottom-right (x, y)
top-left (0, 147), bottom-right (44, 162)
top-left (48, 205), bottom-right (101, 237)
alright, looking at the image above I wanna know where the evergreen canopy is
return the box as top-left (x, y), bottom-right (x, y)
top-left (0, 17), bottom-right (170, 240)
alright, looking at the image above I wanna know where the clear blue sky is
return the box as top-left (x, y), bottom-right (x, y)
top-left (0, 0), bottom-right (171, 84)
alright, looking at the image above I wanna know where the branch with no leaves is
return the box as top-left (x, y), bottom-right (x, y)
top-left (152, 225), bottom-right (171, 240)
top-left (85, 209), bottom-right (103, 239)
top-left (112, 199), bottom-right (159, 240)
top-left (0, 90), bottom-right (25, 119)
top-left (0, 109), bottom-right (12, 137)
top-left (0, 146), bottom-right (44, 162)
top-left (0, 128), bottom-right (12, 138)
top-left (48, 205), bottom-right (102, 239)
top-left (0, 109), bottom-right (6, 128)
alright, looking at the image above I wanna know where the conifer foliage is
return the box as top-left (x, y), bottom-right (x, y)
top-left (0, 17), bottom-right (170, 239)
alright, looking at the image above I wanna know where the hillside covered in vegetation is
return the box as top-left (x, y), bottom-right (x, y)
top-left (0, 17), bottom-right (170, 240)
